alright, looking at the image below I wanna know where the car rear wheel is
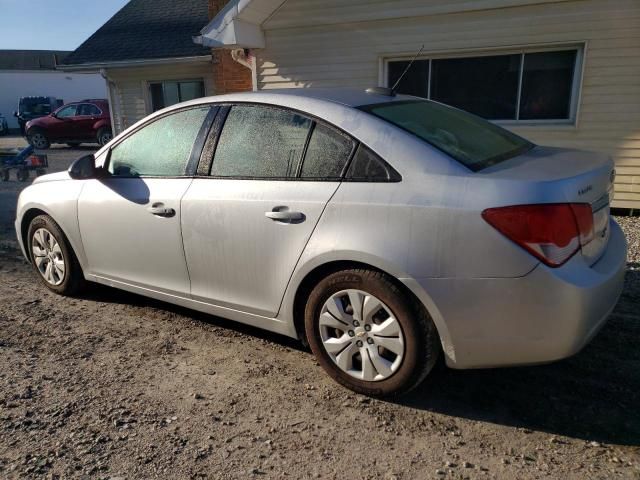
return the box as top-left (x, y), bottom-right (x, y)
top-left (27, 215), bottom-right (85, 295)
top-left (304, 268), bottom-right (440, 397)
top-left (27, 129), bottom-right (50, 149)
top-left (97, 128), bottom-right (112, 146)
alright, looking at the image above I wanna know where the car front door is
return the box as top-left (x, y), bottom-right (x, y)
top-left (47, 104), bottom-right (78, 141)
top-left (77, 106), bottom-right (215, 296)
top-left (181, 104), bottom-right (356, 317)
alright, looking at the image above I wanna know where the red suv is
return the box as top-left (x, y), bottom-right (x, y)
top-left (26, 99), bottom-right (112, 149)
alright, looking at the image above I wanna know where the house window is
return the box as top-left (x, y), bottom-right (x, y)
top-left (149, 80), bottom-right (205, 112)
top-left (387, 48), bottom-right (580, 122)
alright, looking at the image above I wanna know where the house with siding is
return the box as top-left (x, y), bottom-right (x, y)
top-left (196, 0), bottom-right (640, 210)
top-left (61, 0), bottom-right (251, 134)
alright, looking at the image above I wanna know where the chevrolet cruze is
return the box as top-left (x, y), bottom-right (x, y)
top-left (15, 88), bottom-right (627, 396)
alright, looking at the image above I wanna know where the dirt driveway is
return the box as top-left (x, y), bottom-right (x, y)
top-left (0, 140), bottom-right (639, 479)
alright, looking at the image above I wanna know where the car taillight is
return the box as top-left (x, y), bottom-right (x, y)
top-left (481, 204), bottom-right (594, 267)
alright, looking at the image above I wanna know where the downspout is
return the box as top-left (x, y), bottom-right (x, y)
top-left (230, 48), bottom-right (257, 91)
top-left (99, 68), bottom-right (120, 135)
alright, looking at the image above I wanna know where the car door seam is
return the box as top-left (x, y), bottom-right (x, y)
top-left (274, 181), bottom-right (342, 317)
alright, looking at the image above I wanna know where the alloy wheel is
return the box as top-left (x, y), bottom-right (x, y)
top-left (31, 133), bottom-right (48, 149)
top-left (31, 228), bottom-right (65, 286)
top-left (319, 289), bottom-right (405, 381)
top-left (99, 131), bottom-right (112, 146)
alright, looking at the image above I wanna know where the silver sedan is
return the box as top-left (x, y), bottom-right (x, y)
top-left (15, 88), bottom-right (627, 396)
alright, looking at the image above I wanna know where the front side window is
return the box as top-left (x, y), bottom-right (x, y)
top-left (387, 49), bottom-right (579, 122)
top-left (56, 105), bottom-right (77, 118)
top-left (211, 105), bottom-right (312, 178)
top-left (149, 80), bottom-right (205, 112)
top-left (359, 100), bottom-right (532, 171)
top-left (108, 107), bottom-right (210, 177)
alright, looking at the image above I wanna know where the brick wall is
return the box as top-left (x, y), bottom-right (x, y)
top-left (208, 0), bottom-right (253, 93)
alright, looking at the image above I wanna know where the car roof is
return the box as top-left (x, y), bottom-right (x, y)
top-left (188, 87), bottom-right (419, 109)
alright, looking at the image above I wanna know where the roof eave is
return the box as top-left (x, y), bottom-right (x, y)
top-left (194, 0), bottom-right (285, 49)
top-left (59, 55), bottom-right (213, 71)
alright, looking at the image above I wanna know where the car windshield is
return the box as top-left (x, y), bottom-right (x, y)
top-left (358, 100), bottom-right (533, 171)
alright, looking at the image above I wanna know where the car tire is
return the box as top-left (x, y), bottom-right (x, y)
top-left (27, 214), bottom-right (86, 296)
top-left (27, 129), bottom-right (50, 149)
top-left (304, 268), bottom-right (440, 397)
top-left (97, 127), bottom-right (112, 146)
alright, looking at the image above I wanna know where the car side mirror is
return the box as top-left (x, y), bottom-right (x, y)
top-left (13, 111), bottom-right (18, 117)
top-left (68, 154), bottom-right (97, 179)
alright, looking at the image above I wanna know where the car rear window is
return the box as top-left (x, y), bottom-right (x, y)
top-left (358, 100), bottom-right (533, 171)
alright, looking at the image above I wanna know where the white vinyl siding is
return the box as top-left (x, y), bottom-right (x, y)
top-left (257, 0), bottom-right (640, 208)
top-left (106, 62), bottom-right (214, 134)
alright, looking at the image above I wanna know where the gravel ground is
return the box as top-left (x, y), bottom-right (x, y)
top-left (0, 139), bottom-right (639, 479)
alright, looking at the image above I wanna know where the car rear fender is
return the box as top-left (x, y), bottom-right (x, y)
top-left (93, 119), bottom-right (111, 131)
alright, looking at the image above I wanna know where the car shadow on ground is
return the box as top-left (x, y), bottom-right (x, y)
top-left (77, 265), bottom-right (640, 447)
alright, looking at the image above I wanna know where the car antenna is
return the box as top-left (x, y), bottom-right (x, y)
top-left (391, 44), bottom-right (425, 94)
top-left (365, 45), bottom-right (425, 97)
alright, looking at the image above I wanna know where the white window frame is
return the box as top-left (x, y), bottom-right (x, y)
top-left (381, 43), bottom-right (586, 127)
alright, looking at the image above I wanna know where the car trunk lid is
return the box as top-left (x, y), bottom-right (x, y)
top-left (482, 146), bottom-right (615, 265)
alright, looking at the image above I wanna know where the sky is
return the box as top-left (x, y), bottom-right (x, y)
top-left (0, 0), bottom-right (130, 51)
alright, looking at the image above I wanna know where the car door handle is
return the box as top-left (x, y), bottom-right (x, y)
top-left (148, 203), bottom-right (175, 218)
top-left (265, 208), bottom-right (304, 222)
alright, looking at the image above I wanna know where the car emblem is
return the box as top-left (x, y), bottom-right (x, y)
top-left (578, 185), bottom-right (593, 196)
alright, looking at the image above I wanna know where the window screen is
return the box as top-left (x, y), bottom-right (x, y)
top-left (211, 105), bottom-right (312, 178)
top-left (108, 107), bottom-right (209, 177)
top-left (300, 123), bottom-right (355, 179)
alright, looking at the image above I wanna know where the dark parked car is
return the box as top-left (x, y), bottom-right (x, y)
top-left (14, 96), bottom-right (63, 135)
top-left (26, 99), bottom-right (112, 149)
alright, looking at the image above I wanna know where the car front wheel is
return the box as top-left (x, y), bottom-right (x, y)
top-left (27, 215), bottom-right (85, 295)
top-left (27, 129), bottom-right (50, 149)
top-left (304, 268), bottom-right (440, 397)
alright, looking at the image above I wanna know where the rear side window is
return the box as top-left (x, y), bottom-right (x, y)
top-left (77, 104), bottom-right (101, 116)
top-left (212, 105), bottom-right (311, 178)
top-left (345, 145), bottom-right (401, 182)
top-left (359, 100), bottom-right (533, 171)
top-left (108, 107), bottom-right (209, 177)
top-left (300, 123), bottom-right (355, 179)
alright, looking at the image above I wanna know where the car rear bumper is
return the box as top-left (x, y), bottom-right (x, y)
top-left (403, 218), bottom-right (627, 369)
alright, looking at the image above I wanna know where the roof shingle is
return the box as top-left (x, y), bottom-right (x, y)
top-left (62, 0), bottom-right (210, 66)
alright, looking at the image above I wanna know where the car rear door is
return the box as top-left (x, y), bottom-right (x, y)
top-left (73, 103), bottom-right (101, 140)
top-left (181, 104), bottom-right (356, 317)
top-left (77, 105), bottom-right (215, 296)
